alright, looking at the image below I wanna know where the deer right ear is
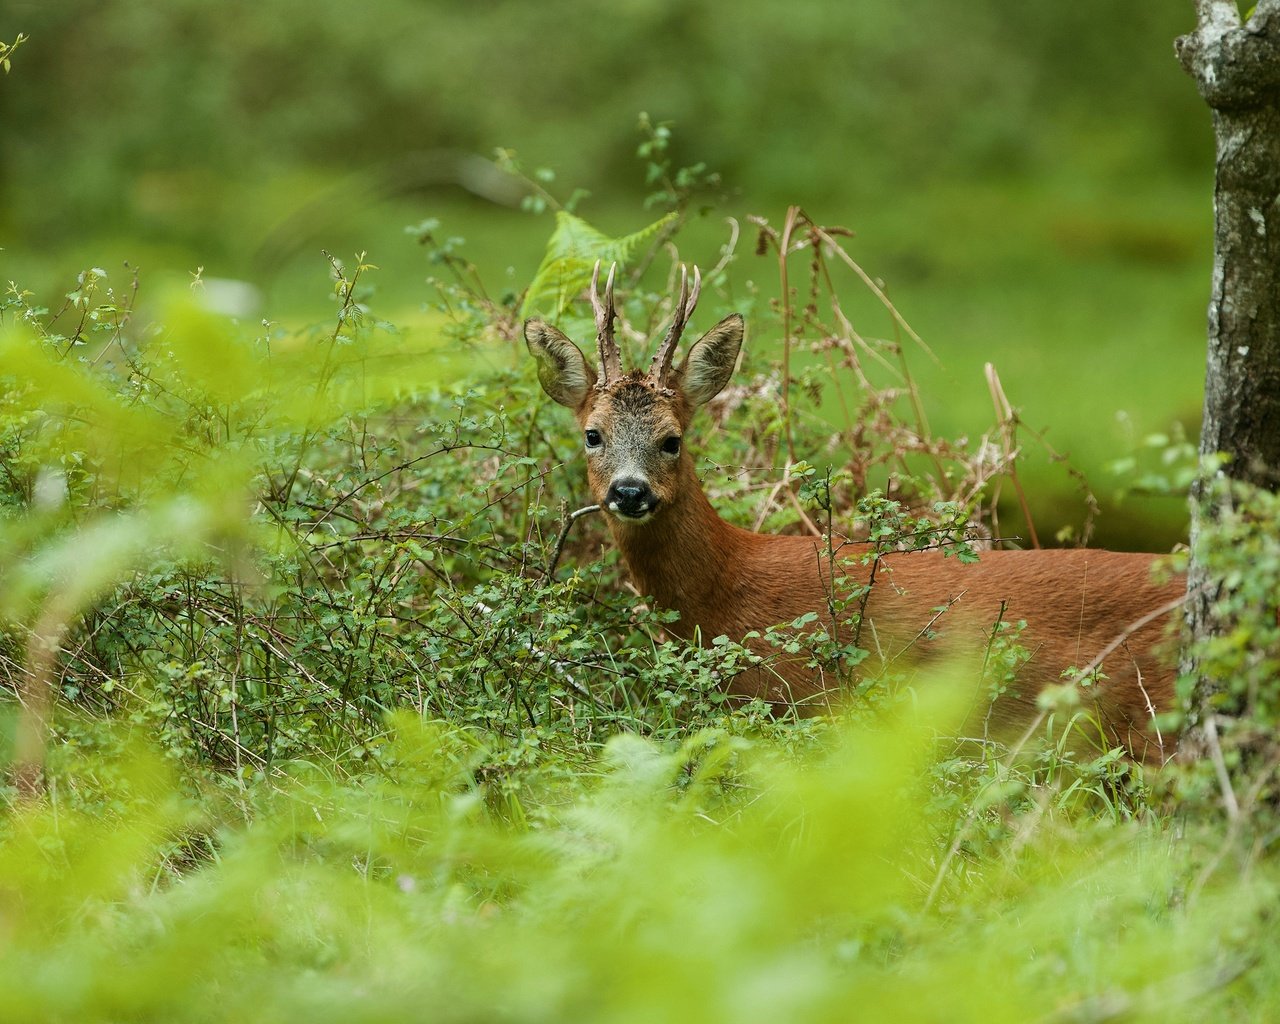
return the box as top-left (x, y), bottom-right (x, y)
top-left (524, 319), bottom-right (597, 409)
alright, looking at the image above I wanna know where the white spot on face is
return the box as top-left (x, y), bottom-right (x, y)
top-left (1237, 346), bottom-right (1250, 357)
top-left (604, 496), bottom-right (655, 524)
top-left (1249, 208), bottom-right (1266, 237)
top-left (605, 499), bottom-right (653, 523)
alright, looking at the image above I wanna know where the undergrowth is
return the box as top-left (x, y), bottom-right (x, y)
top-left (0, 132), bottom-right (1277, 1021)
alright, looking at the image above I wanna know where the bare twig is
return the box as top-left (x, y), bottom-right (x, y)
top-left (985, 363), bottom-right (1040, 549)
top-left (777, 206), bottom-right (803, 465)
top-left (1203, 713), bottom-right (1241, 821)
top-left (1072, 587), bottom-right (1197, 682)
top-left (546, 503), bottom-right (602, 578)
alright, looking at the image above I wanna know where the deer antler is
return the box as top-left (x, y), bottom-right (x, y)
top-left (591, 260), bottom-right (623, 384)
top-left (647, 264), bottom-right (702, 388)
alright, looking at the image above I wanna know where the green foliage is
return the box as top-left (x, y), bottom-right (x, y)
top-left (1191, 482), bottom-right (1280, 716)
top-left (0, 714), bottom-right (1267, 1023)
top-left (1111, 423), bottom-right (1208, 500)
top-left (634, 111), bottom-right (725, 211)
top-left (1178, 480), bottom-right (1280, 815)
top-left (0, 154), bottom-right (1275, 1020)
top-left (520, 210), bottom-right (676, 319)
top-left (3, 1), bottom-right (1200, 247)
top-left (1, 3), bottom-right (1210, 554)
top-left (0, 32), bottom-right (27, 75)
top-left (0, 0), bottom-right (1267, 1013)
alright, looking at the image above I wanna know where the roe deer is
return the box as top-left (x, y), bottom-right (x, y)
top-left (524, 263), bottom-right (1184, 761)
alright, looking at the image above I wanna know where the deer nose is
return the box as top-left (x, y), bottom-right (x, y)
top-left (606, 478), bottom-right (657, 518)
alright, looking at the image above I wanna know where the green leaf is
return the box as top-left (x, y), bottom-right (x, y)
top-left (520, 210), bottom-right (676, 319)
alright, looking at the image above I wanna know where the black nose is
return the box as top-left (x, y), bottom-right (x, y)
top-left (606, 478), bottom-right (656, 517)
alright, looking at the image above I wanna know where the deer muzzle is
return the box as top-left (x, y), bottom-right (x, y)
top-left (605, 478), bottom-right (657, 520)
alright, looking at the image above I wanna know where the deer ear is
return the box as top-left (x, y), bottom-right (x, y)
top-left (677, 314), bottom-right (743, 407)
top-left (525, 319), bottom-right (597, 409)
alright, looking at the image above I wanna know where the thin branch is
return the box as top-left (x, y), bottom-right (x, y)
top-left (985, 363), bottom-right (1040, 549)
top-left (545, 503), bottom-right (602, 578)
top-left (778, 206), bottom-right (802, 465)
top-left (1073, 586), bottom-right (1198, 682)
top-left (1203, 713), bottom-right (1241, 820)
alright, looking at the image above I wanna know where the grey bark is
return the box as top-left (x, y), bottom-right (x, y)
top-left (1176, 0), bottom-right (1280, 754)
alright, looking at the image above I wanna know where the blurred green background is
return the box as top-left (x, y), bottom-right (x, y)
top-left (1, 1), bottom-right (1208, 548)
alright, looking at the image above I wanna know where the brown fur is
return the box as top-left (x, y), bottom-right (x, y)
top-left (612, 490), bottom-right (1181, 760)
top-left (526, 310), bottom-right (1184, 762)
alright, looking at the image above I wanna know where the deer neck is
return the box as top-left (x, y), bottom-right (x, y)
top-left (606, 476), bottom-right (739, 622)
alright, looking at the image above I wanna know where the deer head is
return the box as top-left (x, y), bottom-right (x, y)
top-left (524, 263), bottom-right (744, 523)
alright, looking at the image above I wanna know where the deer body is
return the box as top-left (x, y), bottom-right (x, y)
top-left (526, 265), bottom-right (1182, 761)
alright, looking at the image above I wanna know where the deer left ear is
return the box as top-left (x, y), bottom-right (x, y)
top-left (677, 314), bottom-right (744, 407)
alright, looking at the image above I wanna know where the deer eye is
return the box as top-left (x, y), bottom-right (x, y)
top-left (660, 435), bottom-right (681, 456)
top-left (584, 429), bottom-right (603, 449)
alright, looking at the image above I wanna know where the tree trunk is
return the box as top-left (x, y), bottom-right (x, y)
top-left (1176, 0), bottom-right (1280, 758)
